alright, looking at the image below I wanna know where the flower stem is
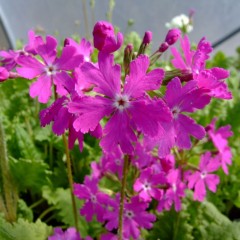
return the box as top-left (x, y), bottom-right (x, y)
top-left (53, 84), bottom-right (79, 230)
top-left (118, 155), bottom-right (129, 240)
top-left (62, 134), bottom-right (79, 231)
top-left (0, 119), bottom-right (18, 222)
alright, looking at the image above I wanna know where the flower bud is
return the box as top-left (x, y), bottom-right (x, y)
top-left (165, 29), bottom-right (181, 45)
top-left (92, 21), bottom-right (123, 53)
top-left (124, 44), bottom-right (133, 74)
top-left (143, 31), bottom-right (152, 45)
top-left (64, 38), bottom-right (70, 47)
top-left (159, 42), bottom-right (169, 53)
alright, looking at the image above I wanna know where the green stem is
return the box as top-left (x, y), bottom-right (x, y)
top-left (173, 211), bottom-right (180, 240)
top-left (38, 206), bottom-right (55, 220)
top-left (29, 198), bottom-right (45, 209)
top-left (117, 155), bottom-right (129, 240)
top-left (53, 85), bottom-right (79, 231)
top-left (62, 134), bottom-right (79, 231)
top-left (0, 119), bottom-right (18, 222)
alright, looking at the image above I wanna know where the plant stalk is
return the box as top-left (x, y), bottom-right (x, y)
top-left (0, 119), bottom-right (18, 222)
top-left (62, 134), bottom-right (79, 231)
top-left (53, 85), bottom-right (79, 230)
top-left (117, 155), bottom-right (129, 240)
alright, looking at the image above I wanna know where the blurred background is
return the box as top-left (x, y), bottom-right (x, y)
top-left (0, 0), bottom-right (240, 55)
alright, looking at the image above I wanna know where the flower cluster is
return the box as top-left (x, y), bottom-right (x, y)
top-left (0, 20), bottom-right (233, 239)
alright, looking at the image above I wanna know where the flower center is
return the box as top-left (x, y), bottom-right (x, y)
top-left (172, 183), bottom-right (177, 192)
top-left (125, 210), bottom-right (134, 219)
top-left (115, 158), bottom-right (121, 166)
top-left (90, 194), bottom-right (97, 203)
top-left (143, 181), bottom-right (151, 190)
top-left (172, 106), bottom-right (181, 119)
top-left (200, 171), bottom-right (207, 179)
top-left (45, 65), bottom-right (56, 76)
top-left (113, 94), bottom-right (130, 111)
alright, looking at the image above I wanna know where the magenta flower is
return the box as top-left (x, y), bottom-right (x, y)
top-left (0, 67), bottom-right (9, 82)
top-left (16, 35), bottom-right (82, 103)
top-left (73, 176), bottom-right (110, 223)
top-left (165, 77), bottom-right (210, 148)
top-left (91, 146), bottom-right (123, 179)
top-left (24, 30), bottom-right (38, 55)
top-left (48, 227), bottom-right (81, 240)
top-left (171, 35), bottom-right (212, 77)
top-left (158, 169), bottom-right (185, 212)
top-left (132, 142), bottom-right (153, 169)
top-left (104, 195), bottom-right (156, 239)
top-left (93, 21), bottom-right (123, 53)
top-left (69, 53), bottom-right (171, 154)
top-left (40, 75), bottom-right (102, 151)
top-left (188, 152), bottom-right (221, 201)
top-left (0, 49), bottom-right (23, 71)
top-left (171, 35), bottom-right (231, 99)
top-left (146, 77), bottom-right (210, 157)
top-left (206, 118), bottom-right (233, 174)
top-left (151, 154), bottom-right (175, 174)
top-left (134, 167), bottom-right (165, 202)
top-left (64, 37), bottom-right (93, 62)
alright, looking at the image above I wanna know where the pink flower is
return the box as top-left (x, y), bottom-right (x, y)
top-left (64, 37), bottom-right (93, 62)
top-left (24, 30), bottom-right (38, 55)
top-left (171, 35), bottom-right (231, 99)
top-left (74, 176), bottom-right (111, 223)
top-left (165, 77), bottom-right (209, 149)
top-left (145, 77), bottom-right (210, 157)
top-left (48, 227), bottom-right (81, 240)
top-left (0, 49), bottom-right (23, 71)
top-left (91, 147), bottom-right (123, 179)
top-left (171, 35), bottom-right (212, 77)
top-left (0, 66), bottom-right (9, 82)
top-left (134, 167), bottom-right (165, 202)
top-left (104, 195), bottom-right (156, 239)
top-left (158, 169), bottom-right (185, 212)
top-left (69, 53), bottom-right (171, 154)
top-left (206, 118), bottom-right (233, 174)
top-left (132, 142), bottom-right (153, 169)
top-left (188, 152), bottom-right (221, 201)
top-left (93, 21), bottom-right (123, 53)
top-left (17, 35), bottom-right (82, 103)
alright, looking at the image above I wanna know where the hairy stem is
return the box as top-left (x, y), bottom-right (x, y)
top-left (62, 134), bottom-right (79, 231)
top-left (0, 119), bottom-right (18, 222)
top-left (118, 155), bottom-right (129, 240)
top-left (53, 85), bottom-right (79, 230)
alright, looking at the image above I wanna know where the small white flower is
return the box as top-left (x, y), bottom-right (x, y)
top-left (166, 14), bottom-right (193, 33)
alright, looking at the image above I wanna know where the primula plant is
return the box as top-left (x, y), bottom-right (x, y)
top-left (0, 16), bottom-right (240, 240)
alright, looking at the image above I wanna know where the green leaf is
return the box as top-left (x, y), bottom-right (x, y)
top-left (14, 125), bottom-right (42, 160)
top-left (9, 158), bottom-right (50, 193)
top-left (0, 214), bottom-right (52, 240)
top-left (17, 199), bottom-right (33, 222)
top-left (147, 207), bottom-right (193, 240)
top-left (42, 187), bottom-right (88, 236)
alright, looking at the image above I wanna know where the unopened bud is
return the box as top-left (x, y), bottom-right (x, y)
top-left (165, 28), bottom-right (181, 45)
top-left (124, 44), bottom-right (133, 75)
top-left (64, 38), bottom-right (70, 47)
top-left (143, 31), bottom-right (152, 45)
top-left (159, 42), bottom-right (169, 53)
top-left (92, 21), bottom-right (123, 53)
